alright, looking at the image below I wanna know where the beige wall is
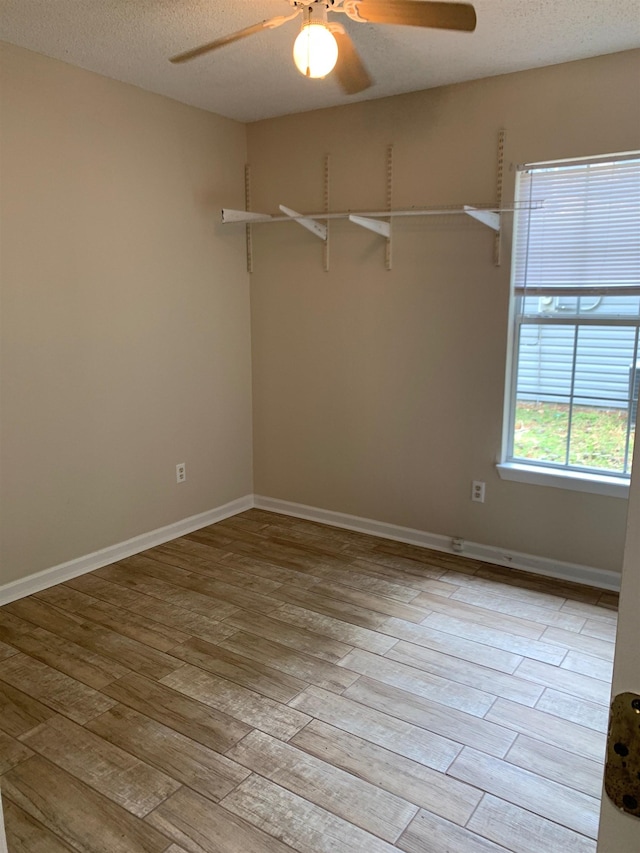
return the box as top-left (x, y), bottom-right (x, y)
top-left (248, 50), bottom-right (640, 575)
top-left (0, 44), bottom-right (253, 586)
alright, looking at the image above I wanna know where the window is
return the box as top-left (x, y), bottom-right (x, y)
top-left (499, 153), bottom-right (640, 495)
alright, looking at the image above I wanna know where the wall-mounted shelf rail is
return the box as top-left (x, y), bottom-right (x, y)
top-left (232, 133), bottom-right (522, 270)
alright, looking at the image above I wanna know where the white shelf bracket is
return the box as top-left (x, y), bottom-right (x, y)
top-left (349, 214), bottom-right (391, 239)
top-left (464, 205), bottom-right (501, 233)
top-left (279, 204), bottom-right (327, 241)
top-left (222, 208), bottom-right (273, 224)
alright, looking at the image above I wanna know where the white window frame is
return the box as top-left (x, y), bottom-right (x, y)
top-left (498, 152), bottom-right (640, 499)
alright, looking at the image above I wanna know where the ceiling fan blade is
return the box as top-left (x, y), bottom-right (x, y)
top-left (170, 17), bottom-right (283, 64)
top-left (333, 31), bottom-right (373, 95)
top-left (354, 1), bottom-right (477, 32)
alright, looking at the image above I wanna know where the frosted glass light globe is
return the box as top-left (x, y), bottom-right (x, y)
top-left (293, 22), bottom-right (339, 79)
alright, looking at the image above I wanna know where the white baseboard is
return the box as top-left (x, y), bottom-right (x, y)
top-left (254, 495), bottom-right (621, 592)
top-left (0, 491), bottom-right (620, 606)
top-left (0, 495), bottom-right (253, 606)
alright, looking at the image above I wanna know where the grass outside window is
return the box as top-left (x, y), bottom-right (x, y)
top-left (513, 402), bottom-right (634, 475)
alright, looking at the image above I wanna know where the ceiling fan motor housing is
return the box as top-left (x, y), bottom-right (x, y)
top-left (291, 0), bottom-right (336, 12)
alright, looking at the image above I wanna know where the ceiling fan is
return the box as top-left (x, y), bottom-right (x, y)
top-left (170, 0), bottom-right (477, 95)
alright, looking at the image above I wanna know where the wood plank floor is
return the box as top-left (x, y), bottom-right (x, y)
top-left (0, 510), bottom-right (617, 852)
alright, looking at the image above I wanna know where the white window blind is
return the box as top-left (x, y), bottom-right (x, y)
top-left (514, 155), bottom-right (640, 298)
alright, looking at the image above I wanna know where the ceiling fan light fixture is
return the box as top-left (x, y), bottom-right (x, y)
top-left (293, 20), bottom-right (339, 79)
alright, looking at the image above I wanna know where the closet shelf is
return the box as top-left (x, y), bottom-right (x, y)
top-left (221, 202), bottom-right (537, 234)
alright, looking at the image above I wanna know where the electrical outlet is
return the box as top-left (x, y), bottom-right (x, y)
top-left (176, 463), bottom-right (186, 484)
top-left (472, 481), bottom-right (485, 503)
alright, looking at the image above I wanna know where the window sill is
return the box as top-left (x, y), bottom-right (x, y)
top-left (496, 462), bottom-right (630, 498)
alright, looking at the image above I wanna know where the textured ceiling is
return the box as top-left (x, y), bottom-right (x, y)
top-left (1, 1), bottom-right (639, 122)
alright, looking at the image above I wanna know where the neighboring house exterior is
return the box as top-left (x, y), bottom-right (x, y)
top-left (518, 295), bottom-right (640, 413)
